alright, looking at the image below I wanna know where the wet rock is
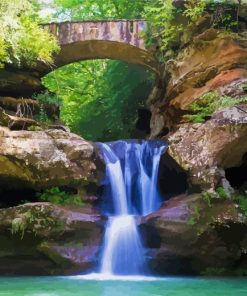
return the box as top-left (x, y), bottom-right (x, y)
top-left (0, 202), bottom-right (105, 275)
top-left (141, 194), bottom-right (247, 275)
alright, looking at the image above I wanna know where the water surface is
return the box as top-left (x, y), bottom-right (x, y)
top-left (0, 276), bottom-right (246, 296)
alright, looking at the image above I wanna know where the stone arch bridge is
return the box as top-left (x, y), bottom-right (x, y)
top-left (43, 20), bottom-right (159, 74)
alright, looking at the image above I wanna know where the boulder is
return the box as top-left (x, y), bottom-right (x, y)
top-left (0, 202), bottom-right (105, 275)
top-left (167, 106), bottom-right (247, 189)
top-left (0, 127), bottom-right (102, 189)
top-left (140, 194), bottom-right (247, 275)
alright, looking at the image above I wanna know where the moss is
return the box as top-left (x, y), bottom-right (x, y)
top-left (37, 242), bottom-right (72, 270)
top-left (10, 205), bottom-right (67, 239)
top-left (0, 156), bottom-right (35, 191)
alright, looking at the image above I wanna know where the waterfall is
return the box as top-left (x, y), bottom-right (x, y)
top-left (97, 140), bottom-right (167, 275)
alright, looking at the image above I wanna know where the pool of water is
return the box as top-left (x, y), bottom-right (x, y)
top-left (0, 275), bottom-right (246, 296)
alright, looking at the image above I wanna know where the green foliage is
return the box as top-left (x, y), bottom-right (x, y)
top-left (144, 0), bottom-right (242, 58)
top-left (27, 125), bottom-right (43, 132)
top-left (11, 218), bottom-right (26, 239)
top-left (184, 0), bottom-right (207, 23)
top-left (188, 205), bottom-right (201, 225)
top-left (0, 0), bottom-right (60, 68)
top-left (33, 91), bottom-right (62, 107)
top-left (144, 0), bottom-right (182, 53)
top-left (215, 187), bottom-right (228, 198)
top-left (36, 187), bottom-right (84, 206)
top-left (35, 105), bottom-right (50, 123)
top-left (0, 36), bottom-right (7, 68)
top-left (43, 60), bottom-right (154, 141)
top-left (202, 187), bottom-right (227, 207)
top-left (185, 91), bottom-right (247, 123)
top-left (242, 85), bottom-right (247, 92)
top-left (11, 209), bottom-right (35, 239)
top-left (202, 191), bottom-right (213, 207)
top-left (208, 0), bottom-right (240, 31)
top-left (53, 0), bottom-right (146, 20)
top-left (233, 193), bottom-right (247, 217)
top-left (143, 0), bottom-right (208, 57)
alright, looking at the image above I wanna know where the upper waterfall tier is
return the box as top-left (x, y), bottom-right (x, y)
top-left (97, 140), bottom-right (167, 216)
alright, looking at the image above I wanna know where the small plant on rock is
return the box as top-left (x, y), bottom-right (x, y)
top-left (36, 187), bottom-right (84, 206)
top-left (11, 209), bottom-right (35, 239)
top-left (185, 91), bottom-right (247, 123)
top-left (233, 193), bottom-right (247, 217)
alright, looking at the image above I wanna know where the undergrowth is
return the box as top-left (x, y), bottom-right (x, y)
top-left (36, 187), bottom-right (84, 206)
top-left (185, 91), bottom-right (247, 123)
top-left (233, 193), bottom-right (247, 217)
top-left (144, 0), bottom-right (241, 60)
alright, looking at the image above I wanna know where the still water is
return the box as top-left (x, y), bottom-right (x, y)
top-left (0, 276), bottom-right (246, 296)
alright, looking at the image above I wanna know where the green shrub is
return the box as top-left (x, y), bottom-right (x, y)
top-left (202, 191), bottom-right (213, 207)
top-left (215, 187), bottom-right (228, 198)
top-left (0, 1), bottom-right (60, 68)
top-left (36, 187), bottom-right (84, 206)
top-left (144, 0), bottom-right (206, 57)
top-left (33, 92), bottom-right (62, 107)
top-left (185, 91), bottom-right (247, 123)
top-left (233, 193), bottom-right (247, 217)
top-left (188, 205), bottom-right (201, 225)
top-left (11, 209), bottom-right (35, 239)
top-left (144, 0), bottom-right (241, 59)
top-left (27, 125), bottom-right (43, 132)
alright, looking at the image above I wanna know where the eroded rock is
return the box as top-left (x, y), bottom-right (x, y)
top-left (141, 194), bottom-right (247, 275)
top-left (167, 106), bottom-right (247, 189)
top-left (0, 202), bottom-right (105, 275)
top-left (0, 127), bottom-right (102, 189)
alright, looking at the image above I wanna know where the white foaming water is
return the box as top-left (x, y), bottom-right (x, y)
top-left (68, 273), bottom-right (160, 281)
top-left (97, 140), bottom-right (166, 276)
top-left (101, 215), bottom-right (144, 274)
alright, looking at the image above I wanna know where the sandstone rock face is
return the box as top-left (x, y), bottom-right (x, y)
top-left (141, 194), bottom-right (247, 275)
top-left (149, 30), bottom-right (247, 190)
top-left (0, 127), bottom-right (102, 189)
top-left (0, 203), bottom-right (104, 275)
top-left (0, 68), bottom-right (44, 98)
top-left (150, 31), bottom-right (247, 136)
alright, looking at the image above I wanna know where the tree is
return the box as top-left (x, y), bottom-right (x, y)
top-left (0, 0), bottom-right (59, 68)
top-left (53, 0), bottom-right (148, 21)
top-left (43, 59), bottom-right (154, 141)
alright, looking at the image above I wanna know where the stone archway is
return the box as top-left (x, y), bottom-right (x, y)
top-left (43, 20), bottom-right (159, 74)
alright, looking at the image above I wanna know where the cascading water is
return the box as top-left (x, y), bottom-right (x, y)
top-left (97, 140), bottom-right (167, 276)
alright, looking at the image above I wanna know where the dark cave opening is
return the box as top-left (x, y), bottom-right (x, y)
top-left (0, 186), bottom-right (37, 208)
top-left (135, 108), bottom-right (151, 134)
top-left (158, 153), bottom-right (188, 200)
top-left (225, 152), bottom-right (247, 190)
top-left (0, 184), bottom-right (81, 208)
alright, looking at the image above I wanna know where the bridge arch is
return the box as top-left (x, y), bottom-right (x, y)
top-left (44, 20), bottom-right (159, 74)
